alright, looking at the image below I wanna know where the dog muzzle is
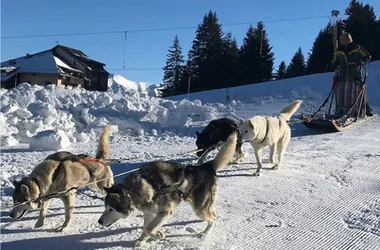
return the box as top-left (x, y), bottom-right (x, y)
top-left (9, 203), bottom-right (34, 219)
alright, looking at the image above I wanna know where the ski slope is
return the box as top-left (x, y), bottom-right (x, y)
top-left (169, 61), bottom-right (380, 111)
top-left (1, 62), bottom-right (380, 250)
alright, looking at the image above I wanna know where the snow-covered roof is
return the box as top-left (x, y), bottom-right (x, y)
top-left (1, 48), bottom-right (86, 75)
top-left (0, 70), bottom-right (17, 81)
top-left (1, 50), bottom-right (60, 74)
top-left (0, 66), bottom-right (18, 72)
top-left (53, 56), bottom-right (83, 73)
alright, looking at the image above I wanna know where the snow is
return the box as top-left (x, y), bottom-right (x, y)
top-left (29, 130), bottom-right (71, 151)
top-left (1, 50), bottom-right (59, 74)
top-left (108, 74), bottom-right (160, 97)
top-left (0, 66), bottom-right (18, 72)
top-left (1, 51), bottom-right (85, 75)
top-left (0, 76), bottom-right (230, 149)
top-left (53, 56), bottom-right (82, 73)
top-left (169, 61), bottom-right (380, 111)
top-left (1, 61), bottom-right (380, 250)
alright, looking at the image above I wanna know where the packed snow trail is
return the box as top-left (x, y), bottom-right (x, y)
top-left (1, 116), bottom-right (379, 250)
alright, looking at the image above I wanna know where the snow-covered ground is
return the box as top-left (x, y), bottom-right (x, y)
top-left (1, 62), bottom-right (380, 250)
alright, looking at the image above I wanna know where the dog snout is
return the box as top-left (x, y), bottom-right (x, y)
top-left (98, 218), bottom-right (103, 225)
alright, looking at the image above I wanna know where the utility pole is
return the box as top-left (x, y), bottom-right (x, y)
top-left (187, 76), bottom-right (191, 101)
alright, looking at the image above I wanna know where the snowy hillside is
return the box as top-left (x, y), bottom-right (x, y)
top-left (170, 60), bottom-right (380, 110)
top-left (108, 74), bottom-right (160, 97)
top-left (1, 64), bottom-right (380, 250)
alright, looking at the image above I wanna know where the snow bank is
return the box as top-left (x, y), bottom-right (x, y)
top-left (169, 60), bottom-right (380, 110)
top-left (0, 79), bottom-right (229, 149)
top-left (29, 130), bottom-right (71, 151)
top-left (2, 61), bottom-right (378, 150)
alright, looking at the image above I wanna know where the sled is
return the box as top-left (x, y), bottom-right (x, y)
top-left (302, 66), bottom-right (375, 133)
top-left (301, 113), bottom-right (376, 133)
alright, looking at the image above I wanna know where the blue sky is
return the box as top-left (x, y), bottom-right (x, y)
top-left (1, 0), bottom-right (379, 84)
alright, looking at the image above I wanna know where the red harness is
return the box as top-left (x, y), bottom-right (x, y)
top-left (78, 157), bottom-right (106, 167)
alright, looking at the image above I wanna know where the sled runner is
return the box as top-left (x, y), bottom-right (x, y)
top-left (302, 66), bottom-right (375, 133)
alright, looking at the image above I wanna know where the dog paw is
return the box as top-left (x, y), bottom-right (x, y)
top-left (197, 232), bottom-right (208, 240)
top-left (34, 219), bottom-right (44, 228)
top-left (253, 172), bottom-right (260, 177)
top-left (151, 230), bottom-right (165, 240)
top-left (271, 165), bottom-right (279, 170)
top-left (133, 239), bottom-right (146, 248)
top-left (55, 225), bottom-right (68, 232)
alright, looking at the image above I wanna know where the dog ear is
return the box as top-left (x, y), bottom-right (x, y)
top-left (248, 120), bottom-right (254, 129)
top-left (20, 184), bottom-right (29, 195)
top-left (239, 119), bottom-right (245, 126)
top-left (13, 180), bottom-right (19, 187)
top-left (195, 131), bottom-right (200, 137)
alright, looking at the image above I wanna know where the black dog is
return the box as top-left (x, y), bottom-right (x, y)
top-left (195, 118), bottom-right (244, 163)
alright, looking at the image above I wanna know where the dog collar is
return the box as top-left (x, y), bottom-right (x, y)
top-left (260, 118), bottom-right (270, 143)
top-left (31, 177), bottom-right (42, 197)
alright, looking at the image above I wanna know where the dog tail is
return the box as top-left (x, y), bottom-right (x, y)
top-left (210, 131), bottom-right (238, 172)
top-left (278, 100), bottom-right (302, 121)
top-left (96, 125), bottom-right (111, 160)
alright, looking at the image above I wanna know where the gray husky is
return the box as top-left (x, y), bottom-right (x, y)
top-left (10, 125), bottom-right (114, 232)
top-left (98, 131), bottom-right (238, 247)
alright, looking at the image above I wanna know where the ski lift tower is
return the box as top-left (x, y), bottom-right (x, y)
top-left (330, 10), bottom-right (340, 51)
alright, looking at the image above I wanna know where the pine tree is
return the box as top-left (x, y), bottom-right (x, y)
top-left (187, 10), bottom-right (225, 92)
top-left (306, 23), bottom-right (334, 74)
top-left (239, 22), bottom-right (274, 85)
top-left (286, 47), bottom-right (306, 78)
top-left (239, 25), bottom-right (258, 85)
top-left (221, 32), bottom-right (240, 88)
top-left (255, 22), bottom-right (275, 82)
top-left (343, 0), bottom-right (379, 60)
top-left (161, 35), bottom-right (185, 96)
top-left (277, 61), bottom-right (287, 79)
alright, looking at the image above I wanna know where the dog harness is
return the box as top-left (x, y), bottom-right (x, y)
top-left (78, 157), bottom-right (106, 167)
top-left (139, 168), bottom-right (191, 204)
top-left (50, 156), bottom-right (106, 183)
top-left (260, 118), bottom-right (270, 143)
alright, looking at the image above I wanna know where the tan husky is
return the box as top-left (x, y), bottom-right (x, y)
top-left (10, 125), bottom-right (114, 232)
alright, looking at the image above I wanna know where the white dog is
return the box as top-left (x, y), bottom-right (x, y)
top-left (239, 100), bottom-right (302, 176)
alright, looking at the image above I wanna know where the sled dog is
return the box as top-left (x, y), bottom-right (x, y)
top-left (196, 117), bottom-right (244, 164)
top-left (10, 125), bottom-right (114, 232)
top-left (239, 100), bottom-right (302, 176)
top-left (98, 132), bottom-right (238, 247)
